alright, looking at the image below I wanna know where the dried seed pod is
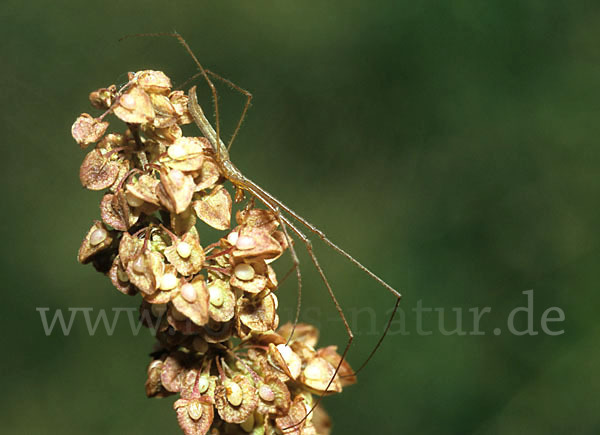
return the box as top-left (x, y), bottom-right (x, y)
top-left (113, 86), bottom-right (155, 124)
top-left (145, 358), bottom-right (172, 398)
top-left (207, 279), bottom-right (236, 323)
top-left (316, 346), bottom-right (356, 387)
top-left (118, 232), bottom-right (143, 267)
top-left (231, 226), bottom-right (283, 262)
top-left (192, 185), bottom-right (232, 231)
top-left (256, 376), bottom-right (291, 417)
top-left (164, 137), bottom-right (206, 172)
top-left (164, 230), bottom-right (205, 276)
top-left (108, 255), bottom-right (137, 296)
top-left (236, 208), bottom-right (279, 234)
top-left (193, 157), bottom-right (221, 192)
top-left (300, 356), bottom-right (342, 395)
top-left (89, 85), bottom-right (116, 110)
top-left (126, 250), bottom-right (164, 295)
top-left (171, 276), bottom-right (210, 327)
top-left (100, 192), bottom-right (139, 231)
top-left (274, 396), bottom-right (308, 435)
top-left (126, 174), bottom-right (161, 206)
top-left (160, 352), bottom-right (188, 393)
top-left (159, 168), bottom-right (196, 214)
top-left (136, 70), bottom-right (172, 95)
top-left (268, 343), bottom-right (302, 381)
top-left (278, 323), bottom-right (319, 348)
top-left (202, 320), bottom-right (234, 344)
top-left (149, 93), bottom-right (178, 128)
top-left (230, 263), bottom-right (268, 294)
top-left (174, 398), bottom-right (214, 435)
top-left (71, 113), bottom-right (109, 148)
top-left (78, 221), bottom-right (115, 264)
top-left (79, 149), bottom-right (120, 190)
top-left (169, 90), bottom-right (193, 125)
top-left (171, 206), bottom-right (197, 236)
top-left (237, 294), bottom-right (277, 333)
top-left (215, 375), bottom-right (258, 424)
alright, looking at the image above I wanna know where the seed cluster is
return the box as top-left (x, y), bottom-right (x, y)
top-left (73, 70), bottom-right (355, 434)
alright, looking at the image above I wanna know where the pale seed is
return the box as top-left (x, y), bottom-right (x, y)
top-left (234, 263), bottom-right (255, 281)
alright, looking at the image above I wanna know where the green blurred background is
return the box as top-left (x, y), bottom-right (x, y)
top-left (2, 0), bottom-right (599, 433)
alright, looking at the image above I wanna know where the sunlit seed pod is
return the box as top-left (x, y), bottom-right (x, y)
top-left (116, 267), bottom-right (129, 283)
top-left (192, 337), bottom-right (208, 354)
top-left (227, 231), bottom-right (239, 246)
top-left (132, 256), bottom-right (146, 273)
top-left (125, 191), bottom-right (144, 208)
top-left (225, 380), bottom-right (243, 407)
top-left (258, 385), bottom-right (275, 402)
top-left (208, 284), bottom-right (224, 307)
top-left (160, 273), bottom-right (178, 290)
top-left (176, 241), bottom-right (192, 259)
top-left (197, 374), bottom-right (210, 393)
top-left (181, 283), bottom-right (197, 303)
top-left (172, 307), bottom-right (187, 321)
top-left (89, 228), bottom-right (108, 246)
top-left (234, 263), bottom-right (255, 281)
top-left (151, 303), bottom-right (167, 317)
top-left (240, 412), bottom-right (255, 432)
top-left (167, 143), bottom-right (186, 160)
top-left (187, 400), bottom-right (204, 420)
top-left (236, 235), bottom-right (255, 250)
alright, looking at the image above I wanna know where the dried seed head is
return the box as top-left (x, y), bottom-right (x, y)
top-left (113, 86), bottom-right (155, 124)
top-left (192, 185), bottom-right (232, 231)
top-left (72, 113), bottom-right (109, 148)
top-left (78, 221), bottom-right (114, 264)
top-left (207, 280), bottom-right (235, 323)
top-left (171, 276), bottom-right (210, 326)
top-left (215, 375), bottom-right (257, 424)
top-left (135, 70), bottom-right (172, 94)
top-left (79, 149), bottom-right (120, 191)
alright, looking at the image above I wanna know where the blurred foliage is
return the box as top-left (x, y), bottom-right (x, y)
top-left (2, 0), bottom-right (600, 433)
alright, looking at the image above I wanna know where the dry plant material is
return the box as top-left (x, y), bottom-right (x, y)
top-left (73, 70), bottom-right (355, 434)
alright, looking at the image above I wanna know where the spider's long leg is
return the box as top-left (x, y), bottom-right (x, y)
top-left (271, 212), bottom-right (354, 430)
top-left (178, 69), bottom-right (253, 152)
top-left (269, 206), bottom-right (303, 345)
top-left (243, 177), bottom-right (401, 379)
top-left (244, 178), bottom-right (402, 300)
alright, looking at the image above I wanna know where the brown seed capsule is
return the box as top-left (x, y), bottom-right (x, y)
top-left (192, 185), bottom-right (232, 231)
top-left (79, 149), bottom-right (120, 191)
top-left (71, 113), bottom-right (109, 148)
top-left (164, 229), bottom-right (205, 276)
top-left (136, 70), bottom-right (172, 95)
top-left (159, 168), bottom-right (196, 214)
top-left (207, 280), bottom-right (235, 323)
top-left (171, 276), bottom-right (210, 326)
top-left (113, 86), bottom-right (155, 124)
top-left (215, 375), bottom-right (258, 424)
top-left (78, 221), bottom-right (114, 264)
